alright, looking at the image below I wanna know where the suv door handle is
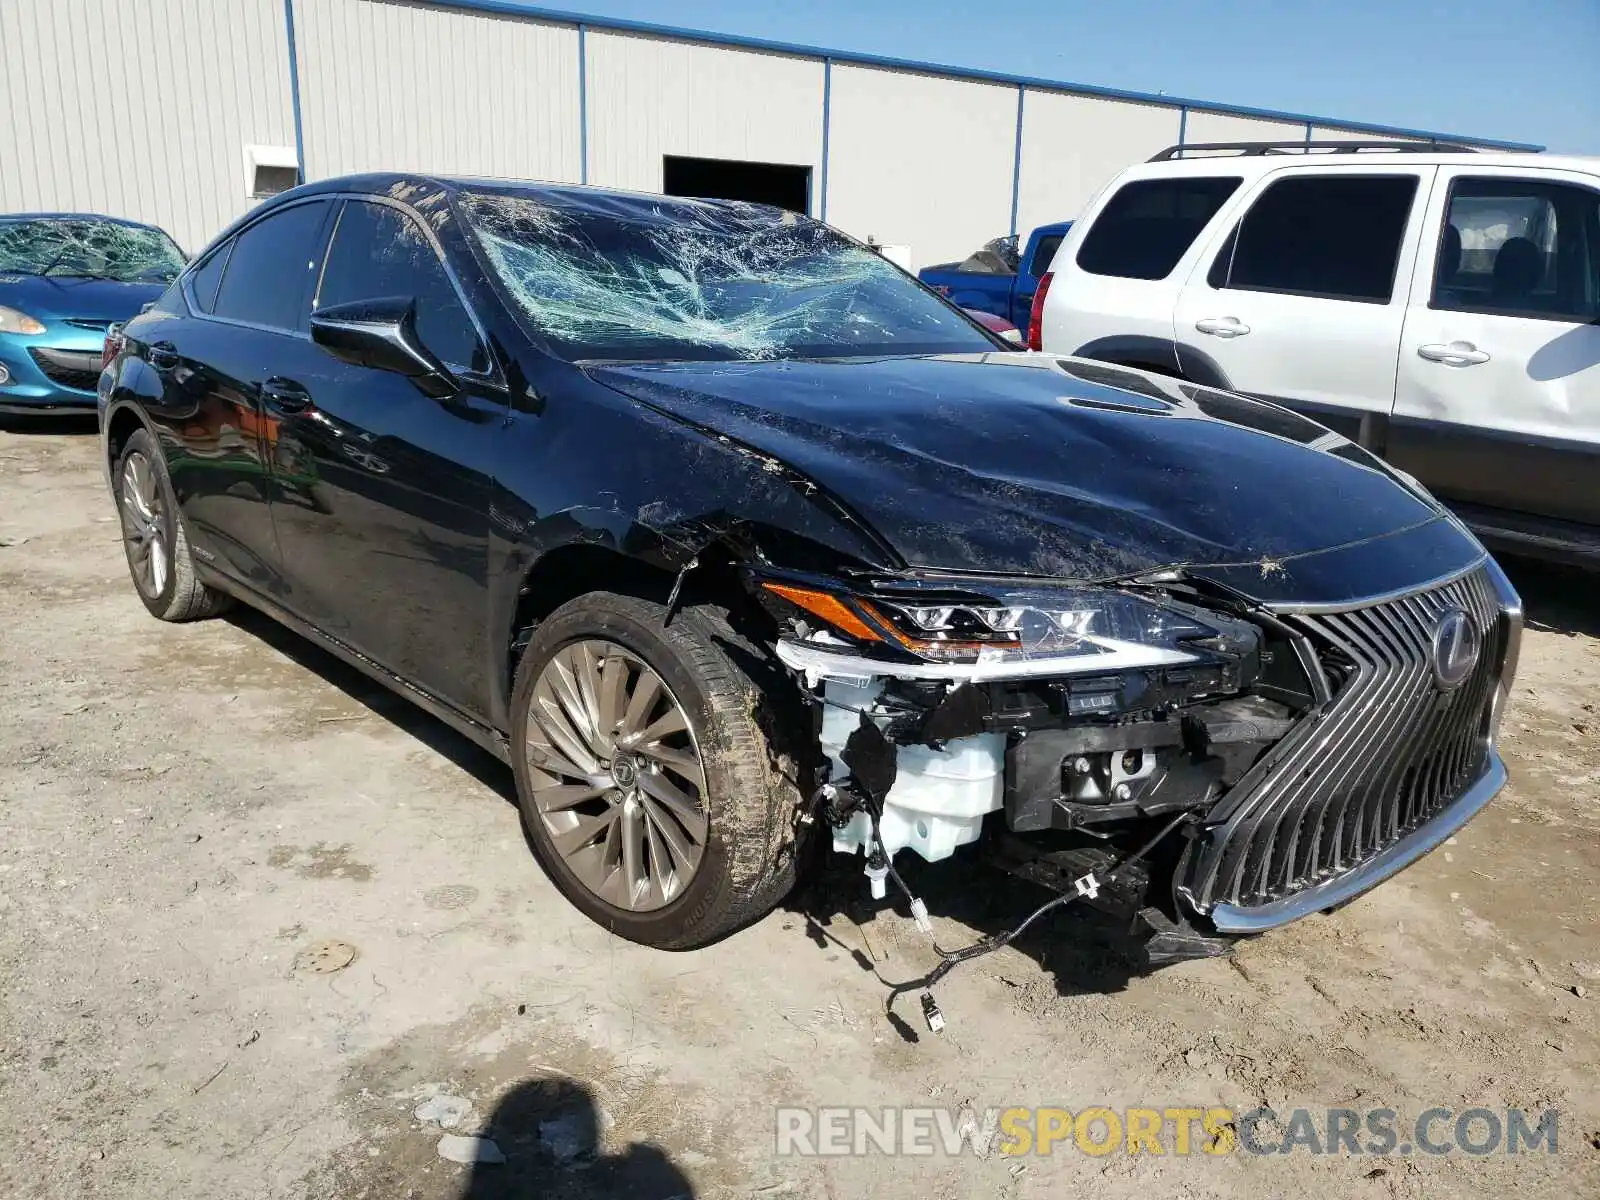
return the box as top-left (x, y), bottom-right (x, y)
top-left (1195, 316), bottom-right (1251, 338)
top-left (1417, 341), bottom-right (1490, 367)
top-left (261, 376), bottom-right (313, 414)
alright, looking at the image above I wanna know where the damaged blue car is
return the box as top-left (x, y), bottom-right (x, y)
top-left (97, 175), bottom-right (1521, 1024)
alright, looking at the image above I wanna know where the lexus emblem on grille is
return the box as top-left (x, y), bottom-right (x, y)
top-left (1431, 607), bottom-right (1481, 691)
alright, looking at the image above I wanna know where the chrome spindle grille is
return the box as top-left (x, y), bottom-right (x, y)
top-left (1196, 565), bottom-right (1504, 910)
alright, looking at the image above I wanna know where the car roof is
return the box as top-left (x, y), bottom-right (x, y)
top-left (1119, 149), bottom-right (1599, 180)
top-left (270, 172), bottom-right (798, 224)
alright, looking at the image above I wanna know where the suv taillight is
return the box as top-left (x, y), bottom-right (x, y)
top-left (100, 323), bottom-right (125, 373)
top-left (1026, 272), bottom-right (1053, 351)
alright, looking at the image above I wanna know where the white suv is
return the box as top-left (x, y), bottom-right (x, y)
top-left (1037, 141), bottom-right (1600, 566)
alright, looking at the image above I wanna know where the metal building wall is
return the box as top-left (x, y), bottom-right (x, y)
top-left (292, 0), bottom-right (582, 185)
top-left (585, 32), bottom-right (825, 200)
top-left (1184, 109), bottom-right (1309, 145)
top-left (825, 65), bottom-right (1017, 269)
top-left (1015, 92), bottom-right (1178, 235)
top-left (0, 0), bottom-right (295, 253)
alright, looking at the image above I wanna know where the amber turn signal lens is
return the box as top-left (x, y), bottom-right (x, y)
top-left (761, 583), bottom-right (883, 643)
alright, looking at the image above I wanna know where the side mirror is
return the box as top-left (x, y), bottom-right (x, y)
top-left (310, 296), bottom-right (456, 398)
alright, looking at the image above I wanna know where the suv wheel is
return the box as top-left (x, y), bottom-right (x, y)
top-left (511, 592), bottom-right (806, 949)
top-left (114, 429), bottom-right (232, 621)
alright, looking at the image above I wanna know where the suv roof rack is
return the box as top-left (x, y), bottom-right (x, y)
top-left (1148, 140), bottom-right (1480, 161)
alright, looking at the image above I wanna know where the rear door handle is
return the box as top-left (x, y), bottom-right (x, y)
top-left (1194, 316), bottom-right (1251, 338)
top-left (1417, 341), bottom-right (1490, 366)
top-left (261, 376), bottom-right (313, 413)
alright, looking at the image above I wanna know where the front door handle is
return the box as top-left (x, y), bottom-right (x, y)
top-left (1417, 341), bottom-right (1490, 367)
top-left (261, 376), bottom-right (313, 414)
top-left (1194, 316), bottom-right (1251, 338)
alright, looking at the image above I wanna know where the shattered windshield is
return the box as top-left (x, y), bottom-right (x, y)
top-left (460, 191), bottom-right (994, 362)
top-left (0, 218), bottom-right (186, 283)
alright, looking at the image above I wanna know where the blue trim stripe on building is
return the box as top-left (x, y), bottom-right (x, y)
top-left (282, 0), bottom-right (307, 181)
top-left (577, 22), bottom-right (589, 184)
top-left (1008, 85), bottom-right (1025, 237)
top-left (819, 58), bottom-right (832, 221)
top-left (400, 0), bottom-right (1543, 152)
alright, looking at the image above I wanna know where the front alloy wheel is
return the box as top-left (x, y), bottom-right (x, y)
top-left (525, 639), bottom-right (709, 911)
top-left (119, 450), bottom-right (170, 599)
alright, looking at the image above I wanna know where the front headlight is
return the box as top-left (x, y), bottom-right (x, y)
top-left (763, 580), bottom-right (1231, 674)
top-left (0, 305), bottom-right (46, 335)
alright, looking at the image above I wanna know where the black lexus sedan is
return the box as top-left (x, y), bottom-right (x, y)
top-left (99, 175), bottom-right (1521, 963)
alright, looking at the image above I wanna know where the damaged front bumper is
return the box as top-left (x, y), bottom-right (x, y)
top-left (761, 555), bottom-right (1521, 949)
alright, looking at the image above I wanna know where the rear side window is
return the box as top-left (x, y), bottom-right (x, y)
top-left (187, 242), bottom-right (232, 313)
top-left (212, 201), bottom-right (330, 330)
top-left (1432, 177), bottom-right (1600, 322)
top-left (1207, 175), bottom-right (1419, 303)
top-left (316, 200), bottom-right (486, 372)
top-left (1028, 233), bottom-right (1064, 277)
top-left (1076, 177), bottom-right (1241, 280)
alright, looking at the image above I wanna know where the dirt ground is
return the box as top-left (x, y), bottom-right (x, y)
top-left (1, 418), bottom-right (1596, 1200)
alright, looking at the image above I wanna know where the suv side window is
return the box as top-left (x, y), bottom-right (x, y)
top-left (187, 241), bottom-right (233, 313)
top-left (1432, 177), bottom-right (1600, 322)
top-left (316, 199), bottom-right (486, 372)
top-left (211, 200), bottom-right (331, 330)
top-left (1207, 175), bottom-right (1419, 304)
top-left (1076, 177), bottom-right (1241, 280)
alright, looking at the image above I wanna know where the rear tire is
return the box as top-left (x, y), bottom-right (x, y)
top-left (114, 429), bottom-right (232, 622)
top-left (511, 591), bottom-right (808, 949)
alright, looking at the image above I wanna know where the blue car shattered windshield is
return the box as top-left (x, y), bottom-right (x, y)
top-left (0, 218), bottom-right (185, 283)
top-left (460, 191), bottom-right (994, 362)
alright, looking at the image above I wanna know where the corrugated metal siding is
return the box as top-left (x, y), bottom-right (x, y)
top-left (825, 65), bottom-right (1016, 269)
top-left (1183, 110), bottom-right (1308, 146)
top-left (0, 0), bottom-right (294, 252)
top-left (585, 31), bottom-right (825, 200)
top-left (293, 0), bottom-right (581, 185)
top-left (1016, 92), bottom-right (1178, 233)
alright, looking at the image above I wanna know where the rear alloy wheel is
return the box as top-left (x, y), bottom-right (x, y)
top-left (114, 428), bottom-right (232, 621)
top-left (511, 592), bottom-right (807, 949)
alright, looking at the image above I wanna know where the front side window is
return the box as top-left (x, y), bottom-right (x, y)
top-left (460, 191), bottom-right (997, 362)
top-left (1432, 177), bottom-right (1600, 322)
top-left (211, 201), bottom-right (330, 331)
top-left (1208, 174), bottom-right (1419, 303)
top-left (1028, 233), bottom-right (1065, 277)
top-left (0, 217), bottom-right (185, 283)
top-left (1075, 177), bottom-right (1242, 280)
top-left (316, 200), bottom-right (486, 371)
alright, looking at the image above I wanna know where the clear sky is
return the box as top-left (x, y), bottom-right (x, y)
top-left (535, 0), bottom-right (1599, 154)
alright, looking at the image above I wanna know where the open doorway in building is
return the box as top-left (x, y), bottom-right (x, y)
top-left (662, 155), bottom-right (811, 215)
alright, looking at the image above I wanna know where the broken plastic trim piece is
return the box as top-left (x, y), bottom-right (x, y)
top-left (776, 637), bottom-right (1196, 685)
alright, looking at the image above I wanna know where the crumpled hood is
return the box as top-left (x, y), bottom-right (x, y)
top-left (0, 275), bottom-right (166, 323)
top-left (587, 353), bottom-right (1446, 582)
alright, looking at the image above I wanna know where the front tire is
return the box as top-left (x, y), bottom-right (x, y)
top-left (510, 592), bottom-right (807, 949)
top-left (114, 428), bottom-right (232, 622)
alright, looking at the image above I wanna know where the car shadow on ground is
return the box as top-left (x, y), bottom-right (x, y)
top-left (0, 412), bottom-right (98, 435)
top-left (223, 605), bottom-right (516, 804)
top-left (457, 1076), bottom-right (695, 1200)
top-left (1497, 554), bottom-right (1600, 640)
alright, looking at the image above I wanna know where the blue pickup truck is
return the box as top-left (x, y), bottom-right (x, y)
top-left (918, 221), bottom-right (1072, 333)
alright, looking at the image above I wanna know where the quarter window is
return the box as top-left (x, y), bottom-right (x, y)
top-left (1432, 177), bottom-right (1600, 322)
top-left (1208, 175), bottom-right (1419, 303)
top-left (1076, 177), bottom-right (1242, 280)
top-left (316, 200), bottom-right (485, 371)
top-left (187, 241), bottom-right (232, 314)
top-left (211, 201), bottom-right (331, 330)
